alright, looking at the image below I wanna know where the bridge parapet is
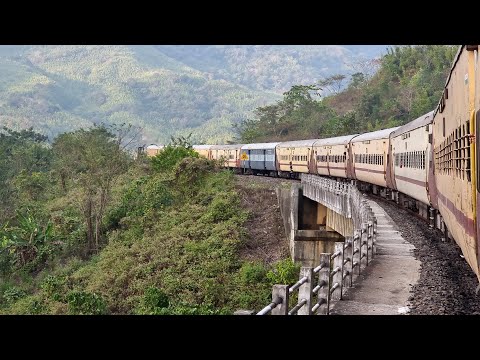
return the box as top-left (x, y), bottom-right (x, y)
top-left (301, 174), bottom-right (374, 230)
top-left (241, 175), bottom-right (377, 316)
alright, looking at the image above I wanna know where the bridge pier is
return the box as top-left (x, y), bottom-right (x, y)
top-left (277, 183), bottom-right (352, 267)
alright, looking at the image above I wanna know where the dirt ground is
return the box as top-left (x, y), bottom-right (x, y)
top-left (234, 175), bottom-right (291, 265)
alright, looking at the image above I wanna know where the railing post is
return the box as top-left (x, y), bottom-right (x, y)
top-left (360, 223), bottom-right (367, 271)
top-left (271, 285), bottom-right (289, 315)
top-left (331, 242), bottom-right (344, 301)
top-left (317, 253), bottom-right (331, 315)
top-left (373, 217), bottom-right (377, 256)
top-left (367, 221), bottom-right (373, 263)
top-left (298, 267), bottom-right (313, 315)
top-left (343, 237), bottom-right (353, 288)
top-left (353, 230), bottom-right (361, 276)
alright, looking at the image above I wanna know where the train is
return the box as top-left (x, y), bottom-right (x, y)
top-left (146, 45), bottom-right (480, 284)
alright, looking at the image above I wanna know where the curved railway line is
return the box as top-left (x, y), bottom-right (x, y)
top-left (237, 174), bottom-right (480, 314)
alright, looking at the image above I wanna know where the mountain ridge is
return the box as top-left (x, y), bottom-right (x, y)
top-left (0, 45), bottom-right (387, 144)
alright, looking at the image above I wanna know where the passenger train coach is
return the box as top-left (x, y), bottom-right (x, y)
top-left (147, 45), bottom-right (480, 283)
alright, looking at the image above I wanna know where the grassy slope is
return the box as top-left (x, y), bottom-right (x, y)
top-left (0, 157), bottom-right (297, 315)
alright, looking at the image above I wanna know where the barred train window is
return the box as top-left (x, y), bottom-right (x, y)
top-left (434, 122), bottom-right (470, 181)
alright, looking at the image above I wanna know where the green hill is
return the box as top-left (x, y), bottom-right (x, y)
top-left (236, 45), bottom-right (458, 143)
top-left (0, 45), bottom-right (386, 145)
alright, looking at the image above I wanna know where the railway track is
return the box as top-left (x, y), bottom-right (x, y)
top-left (370, 196), bottom-right (480, 314)
top-left (236, 173), bottom-right (480, 313)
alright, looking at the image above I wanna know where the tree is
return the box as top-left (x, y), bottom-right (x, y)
top-left (349, 72), bottom-right (366, 89)
top-left (345, 56), bottom-right (381, 82)
top-left (0, 127), bottom-right (51, 222)
top-left (52, 125), bottom-right (131, 253)
top-left (317, 74), bottom-right (347, 95)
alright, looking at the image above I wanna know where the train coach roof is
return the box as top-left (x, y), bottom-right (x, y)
top-left (192, 145), bottom-right (214, 150)
top-left (241, 142), bottom-right (280, 150)
top-left (433, 45), bottom-right (465, 118)
top-left (210, 144), bottom-right (244, 150)
top-left (277, 139), bottom-right (320, 148)
top-left (390, 111), bottom-right (434, 138)
top-left (351, 127), bottom-right (400, 143)
top-left (146, 144), bottom-right (163, 150)
top-left (313, 134), bottom-right (359, 146)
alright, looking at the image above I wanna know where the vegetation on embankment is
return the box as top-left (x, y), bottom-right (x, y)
top-left (236, 45), bottom-right (458, 142)
top-left (0, 127), bottom-right (298, 314)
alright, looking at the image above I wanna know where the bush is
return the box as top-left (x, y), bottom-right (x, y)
top-left (266, 258), bottom-right (300, 285)
top-left (151, 145), bottom-right (199, 173)
top-left (143, 286), bottom-right (169, 310)
top-left (3, 286), bottom-right (27, 304)
top-left (203, 192), bottom-right (239, 223)
top-left (66, 291), bottom-right (107, 315)
top-left (3, 295), bottom-right (45, 314)
top-left (238, 262), bottom-right (267, 285)
top-left (40, 275), bottom-right (66, 301)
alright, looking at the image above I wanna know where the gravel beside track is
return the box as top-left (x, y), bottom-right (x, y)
top-left (373, 197), bottom-right (480, 315)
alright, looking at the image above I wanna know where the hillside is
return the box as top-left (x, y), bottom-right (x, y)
top-left (237, 45), bottom-right (458, 143)
top-left (0, 45), bottom-right (386, 145)
top-left (0, 129), bottom-right (296, 314)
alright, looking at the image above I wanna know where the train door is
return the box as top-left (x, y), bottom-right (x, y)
top-left (290, 148), bottom-right (293, 173)
top-left (263, 149), bottom-right (266, 170)
top-left (327, 149), bottom-right (331, 176)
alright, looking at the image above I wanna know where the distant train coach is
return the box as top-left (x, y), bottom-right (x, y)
top-left (145, 144), bottom-right (164, 157)
top-left (240, 142), bottom-right (279, 176)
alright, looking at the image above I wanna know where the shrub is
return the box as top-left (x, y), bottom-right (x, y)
top-left (143, 286), bottom-right (169, 309)
top-left (40, 275), bottom-right (66, 301)
top-left (266, 258), bottom-right (300, 285)
top-left (151, 146), bottom-right (199, 173)
top-left (3, 286), bottom-right (27, 304)
top-left (238, 262), bottom-right (267, 285)
top-left (66, 291), bottom-right (107, 315)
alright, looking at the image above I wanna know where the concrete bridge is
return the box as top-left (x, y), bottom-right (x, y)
top-left (237, 174), bottom-right (420, 315)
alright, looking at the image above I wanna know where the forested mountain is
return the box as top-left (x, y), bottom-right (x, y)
top-left (0, 45), bottom-right (386, 144)
top-left (236, 45), bottom-right (458, 143)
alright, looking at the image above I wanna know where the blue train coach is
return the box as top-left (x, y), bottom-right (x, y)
top-left (240, 142), bottom-right (280, 176)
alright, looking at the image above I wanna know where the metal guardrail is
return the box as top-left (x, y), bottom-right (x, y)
top-left (252, 175), bottom-right (377, 315)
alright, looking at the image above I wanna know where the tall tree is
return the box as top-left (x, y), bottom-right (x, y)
top-left (52, 125), bottom-right (131, 253)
